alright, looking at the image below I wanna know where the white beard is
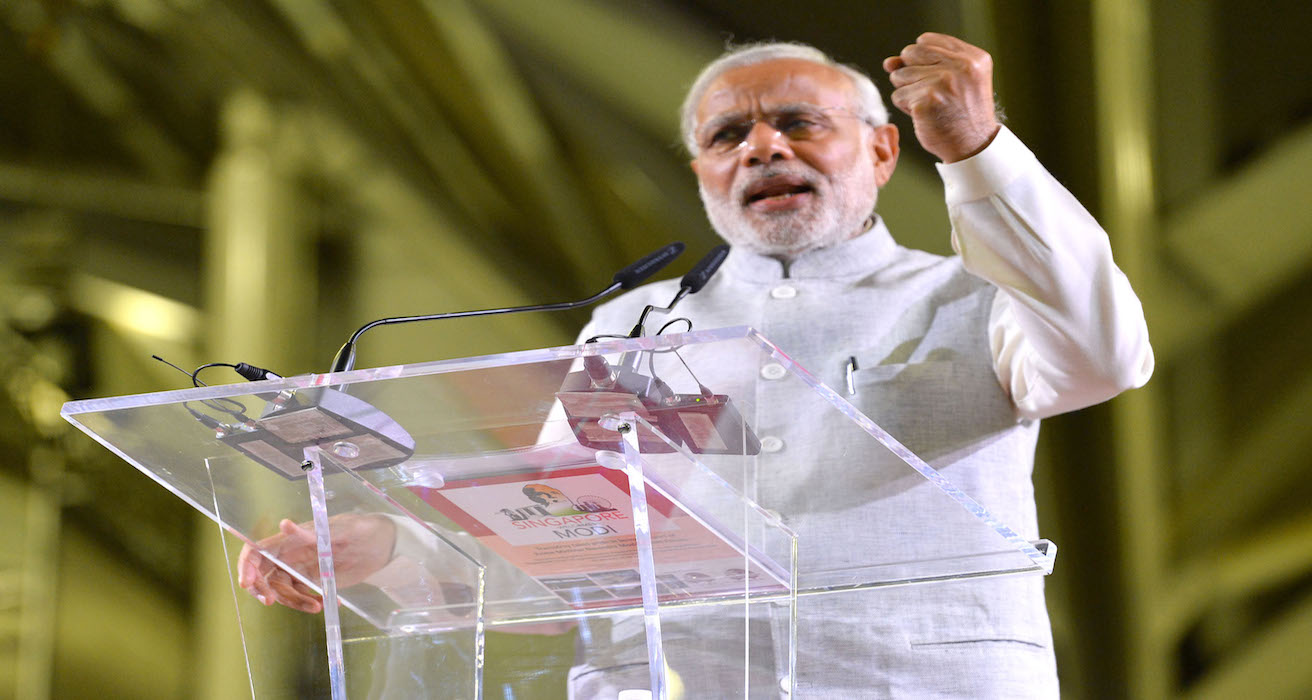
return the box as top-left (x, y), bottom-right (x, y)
top-left (699, 156), bottom-right (879, 259)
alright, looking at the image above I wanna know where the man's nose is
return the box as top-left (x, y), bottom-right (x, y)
top-left (741, 121), bottom-right (792, 166)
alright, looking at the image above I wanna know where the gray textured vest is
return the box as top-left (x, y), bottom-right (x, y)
top-left (583, 221), bottom-right (1059, 697)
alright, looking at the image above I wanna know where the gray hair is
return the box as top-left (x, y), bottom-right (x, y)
top-left (680, 42), bottom-right (890, 156)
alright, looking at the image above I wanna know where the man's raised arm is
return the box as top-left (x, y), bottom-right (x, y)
top-left (886, 32), bottom-right (1154, 419)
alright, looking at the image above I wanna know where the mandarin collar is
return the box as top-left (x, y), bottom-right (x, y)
top-left (721, 217), bottom-right (899, 282)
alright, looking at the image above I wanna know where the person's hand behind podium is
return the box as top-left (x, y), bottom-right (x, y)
top-left (237, 513), bottom-right (397, 614)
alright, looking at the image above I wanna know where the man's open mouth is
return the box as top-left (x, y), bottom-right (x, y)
top-left (744, 177), bottom-right (814, 207)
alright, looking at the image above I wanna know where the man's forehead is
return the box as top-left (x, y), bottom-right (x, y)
top-left (695, 58), bottom-right (854, 124)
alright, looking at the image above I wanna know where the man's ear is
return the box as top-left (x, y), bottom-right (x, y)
top-left (870, 123), bottom-right (900, 187)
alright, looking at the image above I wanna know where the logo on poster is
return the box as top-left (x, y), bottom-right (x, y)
top-left (498, 483), bottom-right (626, 538)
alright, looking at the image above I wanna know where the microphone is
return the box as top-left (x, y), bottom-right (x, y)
top-left (614, 242), bottom-right (686, 290)
top-left (558, 244), bottom-right (759, 457)
top-left (628, 244), bottom-right (730, 337)
top-left (679, 243), bottom-right (730, 295)
top-left (329, 242), bottom-right (685, 373)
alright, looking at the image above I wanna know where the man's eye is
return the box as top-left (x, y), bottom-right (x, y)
top-left (708, 125), bottom-right (746, 146)
top-left (780, 117), bottom-right (818, 133)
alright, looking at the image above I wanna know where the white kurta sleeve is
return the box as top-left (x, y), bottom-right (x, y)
top-left (362, 514), bottom-right (453, 607)
top-left (936, 126), bottom-right (1154, 420)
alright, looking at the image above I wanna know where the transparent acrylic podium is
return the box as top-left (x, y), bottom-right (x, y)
top-left (61, 326), bottom-right (1054, 699)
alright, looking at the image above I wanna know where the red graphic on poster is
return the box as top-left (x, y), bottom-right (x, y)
top-left (411, 465), bottom-right (785, 607)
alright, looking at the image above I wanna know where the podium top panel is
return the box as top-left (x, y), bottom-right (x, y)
top-left (62, 326), bottom-right (1052, 630)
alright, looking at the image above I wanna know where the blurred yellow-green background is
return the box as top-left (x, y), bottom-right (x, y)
top-left (2, 0), bottom-right (1311, 697)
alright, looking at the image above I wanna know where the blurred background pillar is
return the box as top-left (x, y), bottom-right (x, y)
top-left (195, 89), bottom-right (319, 699)
top-left (0, 456), bottom-right (59, 700)
top-left (1093, 0), bottom-right (1170, 697)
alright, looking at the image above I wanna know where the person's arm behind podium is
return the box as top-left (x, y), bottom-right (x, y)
top-left (238, 513), bottom-right (396, 614)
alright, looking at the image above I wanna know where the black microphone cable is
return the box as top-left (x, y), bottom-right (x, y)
top-left (628, 244), bottom-right (730, 338)
top-left (152, 355), bottom-right (283, 387)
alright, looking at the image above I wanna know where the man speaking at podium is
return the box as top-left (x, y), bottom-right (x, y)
top-left (242, 31), bottom-right (1153, 698)
top-left (572, 30), bottom-right (1152, 697)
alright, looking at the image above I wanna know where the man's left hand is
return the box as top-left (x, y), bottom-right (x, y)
top-left (237, 514), bottom-right (396, 614)
top-left (883, 32), bottom-right (1000, 163)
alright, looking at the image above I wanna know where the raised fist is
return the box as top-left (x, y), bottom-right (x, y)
top-left (883, 32), bottom-right (1001, 163)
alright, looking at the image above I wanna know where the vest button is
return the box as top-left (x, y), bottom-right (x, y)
top-left (770, 284), bottom-right (798, 299)
top-left (760, 363), bottom-right (787, 380)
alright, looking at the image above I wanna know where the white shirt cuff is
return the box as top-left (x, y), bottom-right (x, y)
top-left (935, 126), bottom-right (1041, 205)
